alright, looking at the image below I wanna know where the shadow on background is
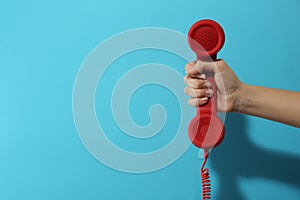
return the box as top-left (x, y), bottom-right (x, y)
top-left (210, 113), bottom-right (300, 200)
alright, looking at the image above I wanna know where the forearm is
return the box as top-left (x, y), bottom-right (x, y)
top-left (235, 84), bottom-right (300, 128)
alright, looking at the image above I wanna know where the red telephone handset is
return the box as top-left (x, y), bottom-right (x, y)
top-left (187, 20), bottom-right (226, 200)
top-left (187, 19), bottom-right (225, 150)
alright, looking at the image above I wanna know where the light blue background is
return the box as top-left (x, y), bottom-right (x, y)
top-left (1, 0), bottom-right (300, 199)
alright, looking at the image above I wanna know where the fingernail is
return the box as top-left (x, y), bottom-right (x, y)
top-left (186, 66), bottom-right (193, 73)
top-left (204, 81), bottom-right (212, 88)
top-left (199, 74), bottom-right (206, 79)
top-left (200, 97), bottom-right (208, 101)
top-left (206, 89), bottom-right (214, 97)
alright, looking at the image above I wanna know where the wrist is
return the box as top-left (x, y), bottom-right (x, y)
top-left (232, 83), bottom-right (251, 113)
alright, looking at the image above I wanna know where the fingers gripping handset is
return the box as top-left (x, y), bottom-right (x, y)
top-left (187, 19), bottom-right (225, 150)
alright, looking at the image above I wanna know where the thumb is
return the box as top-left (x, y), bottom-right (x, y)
top-left (185, 60), bottom-right (217, 76)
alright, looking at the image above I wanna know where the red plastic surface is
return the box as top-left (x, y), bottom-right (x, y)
top-left (187, 20), bottom-right (225, 149)
top-left (188, 19), bottom-right (225, 59)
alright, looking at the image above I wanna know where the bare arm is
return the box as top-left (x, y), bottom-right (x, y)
top-left (236, 84), bottom-right (300, 128)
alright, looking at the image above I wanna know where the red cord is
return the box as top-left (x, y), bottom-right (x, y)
top-left (201, 150), bottom-right (211, 200)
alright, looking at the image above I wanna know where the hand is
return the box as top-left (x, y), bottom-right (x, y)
top-left (184, 60), bottom-right (243, 112)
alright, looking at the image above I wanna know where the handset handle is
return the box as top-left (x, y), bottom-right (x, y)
top-left (197, 72), bottom-right (217, 117)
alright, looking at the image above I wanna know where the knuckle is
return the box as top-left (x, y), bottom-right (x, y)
top-left (183, 75), bottom-right (188, 84)
top-left (191, 89), bottom-right (199, 97)
top-left (188, 98), bottom-right (198, 107)
top-left (185, 62), bottom-right (193, 71)
top-left (190, 89), bottom-right (195, 97)
top-left (184, 86), bottom-right (189, 95)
